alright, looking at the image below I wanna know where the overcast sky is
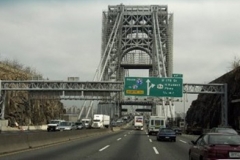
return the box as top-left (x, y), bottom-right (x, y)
top-left (0, 0), bottom-right (239, 112)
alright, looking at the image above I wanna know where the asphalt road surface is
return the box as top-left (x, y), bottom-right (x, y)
top-left (0, 127), bottom-right (198, 160)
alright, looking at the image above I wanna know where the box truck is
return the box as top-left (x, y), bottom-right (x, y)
top-left (134, 116), bottom-right (144, 130)
top-left (91, 114), bottom-right (110, 128)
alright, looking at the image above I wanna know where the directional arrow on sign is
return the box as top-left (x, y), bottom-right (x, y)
top-left (146, 79), bottom-right (155, 95)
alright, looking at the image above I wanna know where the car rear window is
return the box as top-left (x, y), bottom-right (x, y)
top-left (161, 129), bottom-right (175, 133)
top-left (209, 135), bottom-right (240, 145)
top-left (60, 122), bottom-right (69, 126)
top-left (217, 128), bottom-right (238, 134)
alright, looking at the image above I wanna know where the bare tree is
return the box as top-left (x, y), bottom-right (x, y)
top-left (0, 57), bottom-right (44, 79)
top-left (231, 56), bottom-right (240, 69)
top-left (23, 66), bottom-right (31, 73)
top-left (228, 55), bottom-right (240, 71)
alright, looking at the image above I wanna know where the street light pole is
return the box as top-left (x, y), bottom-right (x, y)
top-left (183, 93), bottom-right (186, 131)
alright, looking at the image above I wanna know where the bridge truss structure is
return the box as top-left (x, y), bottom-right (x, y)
top-left (97, 4), bottom-right (173, 81)
top-left (0, 81), bottom-right (228, 126)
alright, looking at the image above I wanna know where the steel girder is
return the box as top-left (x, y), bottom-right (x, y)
top-left (0, 80), bottom-right (123, 92)
top-left (183, 83), bottom-right (225, 94)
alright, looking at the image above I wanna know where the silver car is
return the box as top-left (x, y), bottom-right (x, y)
top-left (56, 121), bottom-right (77, 131)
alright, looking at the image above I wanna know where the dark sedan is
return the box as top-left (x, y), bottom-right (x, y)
top-left (75, 122), bottom-right (84, 129)
top-left (156, 128), bottom-right (176, 142)
top-left (171, 126), bottom-right (182, 135)
top-left (189, 132), bottom-right (240, 160)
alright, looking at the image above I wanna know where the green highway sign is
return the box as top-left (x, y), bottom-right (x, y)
top-left (172, 73), bottom-right (183, 78)
top-left (124, 77), bottom-right (183, 97)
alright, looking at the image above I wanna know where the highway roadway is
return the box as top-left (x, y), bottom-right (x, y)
top-left (0, 127), bottom-right (199, 160)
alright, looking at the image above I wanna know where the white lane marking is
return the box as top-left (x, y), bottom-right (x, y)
top-left (99, 145), bottom-right (110, 152)
top-left (153, 147), bottom-right (159, 154)
top-left (124, 134), bottom-right (127, 137)
top-left (147, 135), bottom-right (149, 137)
top-left (149, 139), bottom-right (152, 142)
top-left (117, 138), bottom-right (121, 141)
top-left (179, 139), bottom-right (187, 143)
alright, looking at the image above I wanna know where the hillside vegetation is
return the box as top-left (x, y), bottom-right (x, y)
top-left (0, 61), bottom-right (64, 126)
top-left (186, 66), bottom-right (240, 129)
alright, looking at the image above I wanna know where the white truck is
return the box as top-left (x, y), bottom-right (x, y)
top-left (91, 114), bottom-right (110, 128)
top-left (81, 118), bottom-right (92, 129)
top-left (147, 116), bottom-right (166, 135)
top-left (134, 116), bottom-right (144, 130)
top-left (47, 119), bottom-right (65, 132)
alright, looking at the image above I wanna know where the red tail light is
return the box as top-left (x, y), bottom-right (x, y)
top-left (207, 149), bottom-right (217, 158)
top-left (207, 148), bottom-right (227, 159)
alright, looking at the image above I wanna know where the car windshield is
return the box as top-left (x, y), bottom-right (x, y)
top-left (209, 135), bottom-right (240, 145)
top-left (59, 122), bottom-right (70, 126)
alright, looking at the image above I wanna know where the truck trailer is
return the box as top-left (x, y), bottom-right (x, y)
top-left (91, 114), bottom-right (110, 128)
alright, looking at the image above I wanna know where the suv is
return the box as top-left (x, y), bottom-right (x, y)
top-left (47, 119), bottom-right (65, 132)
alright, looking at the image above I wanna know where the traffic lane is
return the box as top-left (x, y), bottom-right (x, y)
top-left (88, 129), bottom-right (161, 160)
top-left (180, 134), bottom-right (200, 141)
top-left (148, 133), bottom-right (197, 160)
top-left (0, 129), bottom-right (128, 160)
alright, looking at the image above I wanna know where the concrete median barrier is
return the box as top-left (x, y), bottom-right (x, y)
top-left (112, 127), bottom-right (121, 132)
top-left (0, 128), bottom-right (112, 155)
top-left (0, 133), bottom-right (29, 154)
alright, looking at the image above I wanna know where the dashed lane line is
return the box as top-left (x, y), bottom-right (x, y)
top-left (153, 147), bottom-right (159, 154)
top-left (149, 139), bottom-right (152, 142)
top-left (99, 145), bottom-right (110, 152)
top-left (117, 138), bottom-right (122, 141)
top-left (179, 139), bottom-right (187, 144)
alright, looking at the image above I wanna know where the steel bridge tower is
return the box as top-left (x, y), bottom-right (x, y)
top-left (99, 4), bottom-right (173, 80)
top-left (97, 4), bottom-right (173, 116)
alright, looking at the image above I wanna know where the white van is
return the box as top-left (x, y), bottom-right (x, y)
top-left (147, 116), bottom-right (166, 135)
